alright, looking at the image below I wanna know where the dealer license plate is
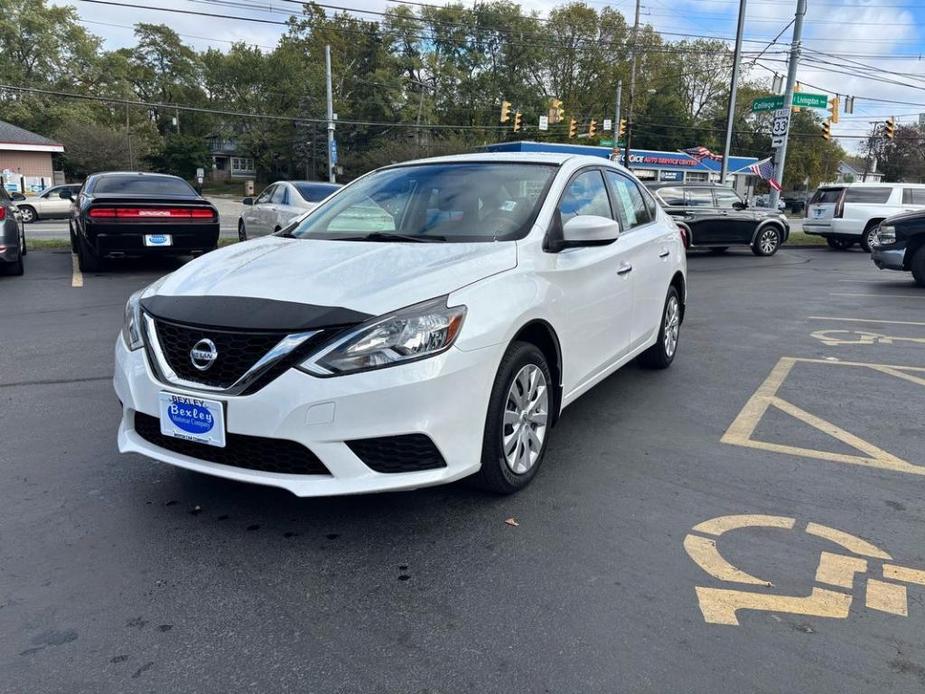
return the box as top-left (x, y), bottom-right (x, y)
top-left (158, 392), bottom-right (226, 448)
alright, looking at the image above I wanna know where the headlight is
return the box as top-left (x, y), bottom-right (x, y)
top-left (875, 225), bottom-right (896, 247)
top-left (299, 297), bottom-right (466, 376)
top-left (122, 289), bottom-right (144, 350)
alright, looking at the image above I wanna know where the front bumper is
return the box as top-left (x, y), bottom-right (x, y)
top-left (114, 336), bottom-right (502, 496)
top-left (871, 246), bottom-right (906, 271)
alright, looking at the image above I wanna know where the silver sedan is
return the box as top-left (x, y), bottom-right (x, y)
top-left (238, 180), bottom-right (341, 240)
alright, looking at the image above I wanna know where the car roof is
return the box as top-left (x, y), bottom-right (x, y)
top-left (648, 182), bottom-right (730, 190)
top-left (386, 151), bottom-right (630, 172)
top-left (820, 182), bottom-right (922, 188)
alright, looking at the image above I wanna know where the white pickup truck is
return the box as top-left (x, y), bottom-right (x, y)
top-left (804, 182), bottom-right (925, 251)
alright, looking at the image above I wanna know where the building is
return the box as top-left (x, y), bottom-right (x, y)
top-left (205, 133), bottom-right (256, 181)
top-left (0, 120), bottom-right (64, 194)
top-left (833, 160), bottom-right (884, 184)
top-left (481, 141), bottom-right (759, 193)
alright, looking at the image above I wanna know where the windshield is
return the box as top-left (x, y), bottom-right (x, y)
top-left (93, 175), bottom-right (196, 196)
top-left (286, 162), bottom-right (558, 242)
top-left (294, 182), bottom-right (340, 203)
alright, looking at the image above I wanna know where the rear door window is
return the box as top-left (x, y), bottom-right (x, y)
top-left (271, 185), bottom-right (288, 205)
top-left (605, 171), bottom-right (651, 229)
top-left (714, 189), bottom-right (744, 209)
top-left (844, 188), bottom-right (891, 204)
top-left (685, 189), bottom-right (714, 207)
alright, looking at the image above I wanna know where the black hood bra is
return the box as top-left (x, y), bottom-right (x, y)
top-left (140, 294), bottom-right (373, 332)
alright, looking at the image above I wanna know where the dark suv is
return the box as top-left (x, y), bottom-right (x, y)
top-left (870, 210), bottom-right (925, 287)
top-left (649, 183), bottom-right (790, 256)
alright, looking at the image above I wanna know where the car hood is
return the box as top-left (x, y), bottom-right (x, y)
top-left (152, 236), bottom-right (518, 317)
top-left (883, 209), bottom-right (925, 226)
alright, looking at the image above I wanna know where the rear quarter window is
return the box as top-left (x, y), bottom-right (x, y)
top-left (844, 188), bottom-right (892, 204)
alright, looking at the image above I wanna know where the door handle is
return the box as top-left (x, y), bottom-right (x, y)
top-left (658, 250), bottom-right (670, 258)
top-left (617, 263), bottom-right (633, 276)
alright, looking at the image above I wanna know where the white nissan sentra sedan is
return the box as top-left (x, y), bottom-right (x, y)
top-left (114, 153), bottom-right (687, 496)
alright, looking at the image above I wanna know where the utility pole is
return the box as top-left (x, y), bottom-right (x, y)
top-left (125, 103), bottom-right (134, 171)
top-left (769, 0), bottom-right (807, 210)
top-left (325, 44), bottom-right (336, 183)
top-left (613, 79), bottom-right (623, 160)
top-left (623, 0), bottom-right (640, 169)
top-left (720, 0), bottom-right (747, 184)
top-left (175, 106), bottom-right (181, 135)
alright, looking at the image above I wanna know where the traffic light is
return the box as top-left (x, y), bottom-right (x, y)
top-left (568, 118), bottom-right (577, 138)
top-left (885, 116), bottom-right (895, 140)
top-left (548, 98), bottom-right (564, 125)
top-left (793, 82), bottom-right (801, 113)
top-left (618, 118), bottom-right (626, 138)
top-left (513, 111), bottom-right (523, 132)
top-left (500, 100), bottom-right (511, 123)
top-left (821, 120), bottom-right (831, 141)
top-left (588, 119), bottom-right (597, 138)
top-left (829, 95), bottom-right (840, 124)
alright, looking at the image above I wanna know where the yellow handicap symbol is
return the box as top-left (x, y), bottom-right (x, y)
top-left (685, 514), bottom-right (925, 626)
top-left (811, 329), bottom-right (925, 347)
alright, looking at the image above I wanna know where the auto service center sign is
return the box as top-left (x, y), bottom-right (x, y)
top-left (615, 152), bottom-right (700, 168)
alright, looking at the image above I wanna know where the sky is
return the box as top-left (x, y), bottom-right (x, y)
top-left (53, 0), bottom-right (925, 153)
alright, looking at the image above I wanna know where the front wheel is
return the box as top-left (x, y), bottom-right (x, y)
top-left (827, 237), bottom-right (853, 250)
top-left (475, 342), bottom-right (552, 494)
top-left (18, 206), bottom-right (36, 224)
top-left (752, 226), bottom-right (782, 256)
top-left (911, 247), bottom-right (925, 288)
top-left (639, 286), bottom-right (681, 369)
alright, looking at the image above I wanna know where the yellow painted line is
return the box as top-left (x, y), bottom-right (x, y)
top-left (831, 292), bottom-right (925, 299)
top-left (71, 253), bottom-right (83, 288)
top-left (815, 552), bottom-right (868, 589)
top-left (885, 564), bottom-right (925, 586)
top-left (722, 357), bottom-right (925, 476)
top-left (808, 315), bottom-right (925, 327)
top-left (695, 586), bottom-right (851, 626)
top-left (867, 365), bottom-right (925, 388)
top-left (806, 523), bottom-right (892, 560)
top-left (683, 534), bottom-right (774, 586)
top-left (692, 514), bottom-right (795, 537)
top-left (866, 579), bottom-right (908, 616)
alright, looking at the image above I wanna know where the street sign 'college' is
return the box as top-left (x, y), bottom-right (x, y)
top-left (752, 92), bottom-right (828, 112)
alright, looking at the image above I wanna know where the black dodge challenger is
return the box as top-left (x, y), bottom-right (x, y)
top-left (68, 172), bottom-right (220, 272)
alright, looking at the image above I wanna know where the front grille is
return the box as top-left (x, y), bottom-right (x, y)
top-left (347, 434), bottom-right (447, 473)
top-left (151, 318), bottom-right (290, 389)
top-left (134, 412), bottom-right (330, 475)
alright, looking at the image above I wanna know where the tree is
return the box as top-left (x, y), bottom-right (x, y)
top-left (865, 124), bottom-right (925, 182)
top-left (145, 134), bottom-right (211, 180)
top-left (56, 121), bottom-right (158, 178)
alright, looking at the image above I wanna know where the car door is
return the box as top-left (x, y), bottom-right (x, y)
top-left (39, 186), bottom-right (73, 217)
top-left (605, 171), bottom-right (675, 349)
top-left (547, 168), bottom-right (634, 392)
top-left (712, 187), bottom-right (755, 244)
top-left (249, 184), bottom-right (276, 236)
top-left (680, 187), bottom-right (723, 245)
top-left (270, 184), bottom-right (300, 230)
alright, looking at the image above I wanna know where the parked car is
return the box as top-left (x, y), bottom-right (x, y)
top-left (238, 180), bottom-right (341, 240)
top-left (804, 182), bottom-right (925, 251)
top-left (649, 182), bottom-right (789, 256)
top-left (115, 153), bottom-right (686, 496)
top-left (69, 172), bottom-right (219, 272)
top-left (15, 184), bottom-right (82, 223)
top-left (0, 186), bottom-right (26, 275)
top-left (870, 211), bottom-right (925, 287)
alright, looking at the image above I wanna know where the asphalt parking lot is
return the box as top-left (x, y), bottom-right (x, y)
top-left (1, 246), bottom-right (924, 693)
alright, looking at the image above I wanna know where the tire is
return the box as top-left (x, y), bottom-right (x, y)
top-left (238, 220), bottom-right (247, 242)
top-left (860, 223), bottom-right (879, 253)
top-left (18, 206), bottom-right (36, 224)
top-left (709, 247), bottom-right (729, 254)
top-left (639, 286), bottom-right (681, 370)
top-left (69, 223), bottom-right (78, 253)
top-left (2, 251), bottom-right (24, 276)
top-left (752, 226), bottom-right (782, 256)
top-left (76, 233), bottom-right (101, 272)
top-left (827, 237), bottom-right (852, 250)
top-left (475, 341), bottom-right (553, 494)
top-left (911, 247), bottom-right (925, 288)
top-left (19, 226), bottom-right (26, 256)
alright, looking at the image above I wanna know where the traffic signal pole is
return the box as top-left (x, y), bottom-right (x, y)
top-left (623, 0), bottom-right (640, 169)
top-left (720, 0), bottom-right (747, 184)
top-left (769, 0), bottom-right (807, 210)
top-left (325, 44), bottom-right (336, 183)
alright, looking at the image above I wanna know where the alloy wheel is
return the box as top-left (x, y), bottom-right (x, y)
top-left (502, 364), bottom-right (549, 475)
top-left (759, 229), bottom-right (779, 255)
top-left (19, 206), bottom-right (35, 223)
top-left (664, 295), bottom-right (680, 358)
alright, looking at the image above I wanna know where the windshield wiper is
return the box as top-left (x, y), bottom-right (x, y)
top-left (360, 232), bottom-right (447, 243)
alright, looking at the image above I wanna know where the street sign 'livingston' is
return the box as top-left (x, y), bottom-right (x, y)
top-left (752, 93), bottom-right (828, 112)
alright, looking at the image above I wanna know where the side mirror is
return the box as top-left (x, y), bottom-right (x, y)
top-left (11, 192), bottom-right (25, 202)
top-left (732, 200), bottom-right (747, 211)
top-left (242, 197), bottom-right (254, 206)
top-left (561, 215), bottom-right (621, 248)
top-left (59, 189), bottom-right (73, 200)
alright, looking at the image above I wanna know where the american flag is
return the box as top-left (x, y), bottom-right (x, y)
top-left (681, 146), bottom-right (722, 163)
top-left (748, 157), bottom-right (782, 192)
